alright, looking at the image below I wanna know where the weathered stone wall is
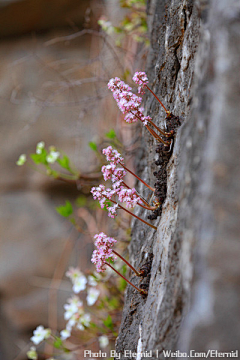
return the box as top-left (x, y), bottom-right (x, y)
top-left (116, 0), bottom-right (240, 359)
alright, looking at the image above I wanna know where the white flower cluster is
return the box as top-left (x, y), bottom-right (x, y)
top-left (30, 325), bottom-right (51, 345)
top-left (60, 295), bottom-right (91, 340)
top-left (59, 267), bottom-right (100, 340)
top-left (17, 141), bottom-right (60, 168)
top-left (27, 267), bottom-right (101, 359)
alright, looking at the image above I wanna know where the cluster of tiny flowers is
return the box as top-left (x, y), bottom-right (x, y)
top-left (60, 295), bottom-right (91, 340)
top-left (30, 325), bottom-right (51, 345)
top-left (108, 77), bottom-right (132, 93)
top-left (101, 163), bottom-right (126, 188)
top-left (101, 146), bottom-right (126, 191)
top-left (101, 163), bottom-right (126, 183)
top-left (108, 77), bottom-right (150, 126)
top-left (91, 232), bottom-right (117, 272)
top-left (102, 146), bottom-right (124, 165)
top-left (118, 188), bottom-right (142, 209)
top-left (91, 184), bottom-right (119, 218)
top-left (66, 267), bottom-right (87, 293)
top-left (107, 203), bottom-right (119, 218)
top-left (132, 71), bottom-right (149, 94)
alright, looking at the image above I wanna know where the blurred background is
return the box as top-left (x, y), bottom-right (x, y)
top-left (0, 0), bottom-right (148, 359)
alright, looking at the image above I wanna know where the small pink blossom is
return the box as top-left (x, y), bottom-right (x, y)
top-left (91, 232), bottom-right (117, 272)
top-left (132, 71), bottom-right (149, 94)
top-left (91, 185), bottom-right (117, 207)
top-left (118, 188), bottom-right (142, 209)
top-left (101, 163), bottom-right (116, 181)
top-left (102, 146), bottom-right (124, 165)
top-left (108, 77), bottom-right (132, 93)
top-left (91, 248), bottom-right (117, 272)
top-left (94, 232), bottom-right (117, 248)
top-left (108, 78), bottom-right (151, 126)
top-left (107, 203), bottom-right (119, 218)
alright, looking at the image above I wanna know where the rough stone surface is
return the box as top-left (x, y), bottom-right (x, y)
top-left (116, 0), bottom-right (240, 359)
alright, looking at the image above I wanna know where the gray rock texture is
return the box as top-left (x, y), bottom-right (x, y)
top-left (115, 0), bottom-right (240, 359)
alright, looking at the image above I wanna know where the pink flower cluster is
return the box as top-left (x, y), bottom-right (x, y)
top-left (118, 188), bottom-right (142, 209)
top-left (101, 163), bottom-right (126, 185)
top-left (132, 71), bottom-right (149, 94)
top-left (91, 232), bottom-right (117, 272)
top-left (108, 77), bottom-right (151, 126)
top-left (102, 145), bottom-right (124, 165)
top-left (91, 185), bottom-right (119, 218)
top-left (101, 146), bottom-right (126, 191)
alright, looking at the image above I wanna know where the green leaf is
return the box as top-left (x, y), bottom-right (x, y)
top-left (30, 148), bottom-right (47, 165)
top-left (103, 200), bottom-right (112, 211)
top-left (103, 315), bottom-right (114, 330)
top-left (56, 200), bottom-right (73, 217)
top-left (88, 141), bottom-right (98, 152)
top-left (105, 129), bottom-right (116, 139)
top-left (53, 337), bottom-right (63, 349)
top-left (57, 155), bottom-right (70, 171)
top-left (76, 195), bottom-right (87, 207)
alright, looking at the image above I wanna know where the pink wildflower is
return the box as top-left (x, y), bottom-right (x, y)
top-left (118, 188), bottom-right (142, 209)
top-left (102, 146), bottom-right (124, 165)
top-left (107, 203), bottom-right (119, 218)
top-left (108, 77), bottom-right (132, 93)
top-left (132, 71), bottom-right (149, 94)
top-left (91, 184), bottom-right (120, 217)
top-left (91, 233), bottom-right (117, 272)
top-left (108, 78), bottom-right (150, 126)
top-left (101, 163), bottom-right (126, 185)
top-left (91, 185), bottom-right (116, 203)
top-left (101, 163), bottom-right (116, 181)
top-left (94, 232), bottom-right (117, 248)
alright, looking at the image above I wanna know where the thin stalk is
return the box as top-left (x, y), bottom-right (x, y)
top-left (105, 263), bottom-right (147, 295)
top-left (145, 124), bottom-right (171, 147)
top-left (112, 250), bottom-right (141, 276)
top-left (147, 117), bottom-right (173, 138)
top-left (146, 85), bottom-right (170, 115)
top-left (120, 163), bottom-right (155, 192)
top-left (104, 196), bottom-right (157, 230)
top-left (121, 181), bottom-right (159, 210)
top-left (137, 202), bottom-right (159, 211)
top-left (129, 110), bottom-right (170, 146)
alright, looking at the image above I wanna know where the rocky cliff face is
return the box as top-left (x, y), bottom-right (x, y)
top-left (116, 0), bottom-right (240, 358)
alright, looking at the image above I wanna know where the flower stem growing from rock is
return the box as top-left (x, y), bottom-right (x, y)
top-left (105, 262), bottom-right (147, 295)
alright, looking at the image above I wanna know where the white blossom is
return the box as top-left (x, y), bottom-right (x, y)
top-left (64, 296), bottom-right (83, 320)
top-left (16, 154), bottom-right (26, 166)
top-left (99, 335), bottom-right (109, 348)
top-left (86, 287), bottom-right (100, 306)
top-left (30, 325), bottom-right (51, 345)
top-left (80, 313), bottom-right (91, 327)
top-left (36, 141), bottom-right (45, 154)
top-left (88, 275), bottom-right (97, 286)
top-left (66, 267), bottom-right (87, 293)
top-left (60, 329), bottom-right (71, 340)
top-left (46, 151), bottom-right (60, 164)
top-left (27, 346), bottom-right (38, 360)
